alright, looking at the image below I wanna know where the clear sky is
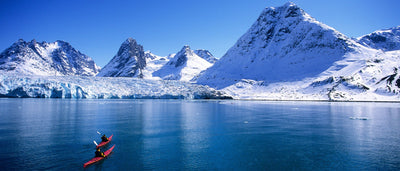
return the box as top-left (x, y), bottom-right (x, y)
top-left (1, 0), bottom-right (399, 67)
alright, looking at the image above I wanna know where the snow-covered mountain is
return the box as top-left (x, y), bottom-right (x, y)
top-left (97, 38), bottom-right (214, 81)
top-left (357, 26), bottom-right (400, 51)
top-left (195, 2), bottom-right (400, 101)
top-left (0, 39), bottom-right (100, 76)
top-left (141, 51), bottom-right (170, 80)
top-left (194, 49), bottom-right (218, 63)
top-left (153, 45), bottom-right (212, 82)
top-left (196, 2), bottom-right (360, 89)
top-left (97, 38), bottom-right (146, 77)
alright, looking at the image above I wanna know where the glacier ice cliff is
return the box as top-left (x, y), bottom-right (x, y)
top-left (0, 74), bottom-right (232, 99)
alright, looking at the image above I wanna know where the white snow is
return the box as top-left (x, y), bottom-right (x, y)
top-left (140, 51), bottom-right (169, 80)
top-left (153, 45), bottom-right (212, 82)
top-left (219, 49), bottom-right (400, 102)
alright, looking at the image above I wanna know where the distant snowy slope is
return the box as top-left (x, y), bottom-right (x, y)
top-left (194, 49), bottom-right (218, 63)
top-left (153, 45), bottom-right (212, 82)
top-left (97, 38), bottom-right (146, 77)
top-left (196, 2), bottom-right (360, 89)
top-left (357, 26), bottom-right (400, 51)
top-left (0, 39), bottom-right (100, 76)
top-left (140, 51), bottom-right (169, 80)
top-left (0, 74), bottom-right (232, 99)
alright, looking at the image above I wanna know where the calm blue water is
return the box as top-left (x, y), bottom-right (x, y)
top-left (0, 99), bottom-right (399, 170)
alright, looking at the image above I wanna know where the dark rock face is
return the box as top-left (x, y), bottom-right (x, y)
top-left (377, 67), bottom-right (400, 92)
top-left (174, 54), bottom-right (188, 68)
top-left (97, 38), bottom-right (147, 77)
top-left (170, 45), bottom-right (192, 67)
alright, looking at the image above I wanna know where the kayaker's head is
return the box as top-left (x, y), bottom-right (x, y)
top-left (103, 134), bottom-right (106, 137)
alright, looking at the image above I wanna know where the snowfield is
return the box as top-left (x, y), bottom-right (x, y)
top-left (153, 45), bottom-right (212, 82)
top-left (222, 49), bottom-right (400, 102)
top-left (0, 74), bottom-right (232, 99)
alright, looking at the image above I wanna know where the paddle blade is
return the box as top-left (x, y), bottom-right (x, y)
top-left (97, 131), bottom-right (101, 135)
top-left (93, 140), bottom-right (98, 146)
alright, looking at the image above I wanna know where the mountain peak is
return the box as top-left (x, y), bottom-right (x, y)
top-left (123, 37), bottom-right (137, 45)
top-left (0, 39), bottom-right (100, 76)
top-left (194, 49), bottom-right (218, 64)
top-left (17, 38), bottom-right (25, 43)
top-left (152, 45), bottom-right (213, 82)
top-left (55, 40), bottom-right (68, 44)
top-left (259, 2), bottom-right (305, 21)
top-left (177, 45), bottom-right (195, 57)
top-left (357, 25), bottom-right (400, 51)
top-left (14, 39), bottom-right (36, 46)
top-left (196, 2), bottom-right (358, 89)
top-left (284, 3), bottom-right (303, 17)
top-left (97, 38), bottom-right (146, 77)
top-left (171, 45), bottom-right (193, 68)
top-left (117, 38), bottom-right (142, 57)
top-left (283, 1), bottom-right (296, 7)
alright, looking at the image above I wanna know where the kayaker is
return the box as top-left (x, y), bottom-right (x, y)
top-left (101, 134), bottom-right (109, 142)
top-left (95, 148), bottom-right (105, 157)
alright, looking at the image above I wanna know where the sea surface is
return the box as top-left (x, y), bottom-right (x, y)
top-left (0, 99), bottom-right (399, 170)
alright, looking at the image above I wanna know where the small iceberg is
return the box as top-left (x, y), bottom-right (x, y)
top-left (349, 117), bottom-right (368, 120)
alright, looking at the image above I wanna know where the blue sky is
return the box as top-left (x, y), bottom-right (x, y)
top-left (1, 0), bottom-right (399, 67)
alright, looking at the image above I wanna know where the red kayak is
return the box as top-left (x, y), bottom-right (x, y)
top-left (96, 134), bottom-right (113, 148)
top-left (83, 145), bottom-right (115, 167)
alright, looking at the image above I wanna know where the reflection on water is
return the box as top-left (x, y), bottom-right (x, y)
top-left (0, 99), bottom-right (399, 170)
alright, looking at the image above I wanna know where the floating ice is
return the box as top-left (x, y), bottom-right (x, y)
top-left (349, 117), bottom-right (368, 120)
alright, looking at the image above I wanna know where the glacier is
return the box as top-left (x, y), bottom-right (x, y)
top-left (0, 74), bottom-right (232, 99)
